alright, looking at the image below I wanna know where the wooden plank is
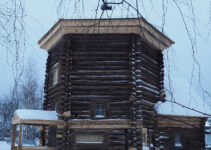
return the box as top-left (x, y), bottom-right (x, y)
top-left (18, 124), bottom-right (22, 150)
top-left (68, 119), bottom-right (143, 129)
top-left (13, 119), bottom-right (65, 126)
top-left (39, 19), bottom-right (174, 51)
top-left (14, 146), bottom-right (56, 150)
top-left (11, 125), bottom-right (17, 150)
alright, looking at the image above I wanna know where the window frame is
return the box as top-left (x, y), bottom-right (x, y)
top-left (142, 128), bottom-right (148, 146)
top-left (72, 130), bottom-right (107, 149)
top-left (91, 101), bottom-right (109, 119)
top-left (95, 103), bottom-right (105, 118)
top-left (52, 63), bottom-right (60, 86)
top-left (174, 133), bottom-right (182, 147)
top-left (172, 130), bottom-right (185, 149)
top-left (75, 133), bottom-right (104, 144)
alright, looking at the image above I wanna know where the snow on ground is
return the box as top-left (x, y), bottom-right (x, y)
top-left (0, 141), bottom-right (10, 150)
top-left (14, 109), bottom-right (58, 120)
top-left (143, 146), bottom-right (149, 150)
top-left (0, 140), bottom-right (149, 150)
top-left (157, 77), bottom-right (211, 117)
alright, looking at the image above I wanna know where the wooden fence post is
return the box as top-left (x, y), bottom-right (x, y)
top-left (18, 124), bottom-right (22, 150)
top-left (11, 124), bottom-right (17, 150)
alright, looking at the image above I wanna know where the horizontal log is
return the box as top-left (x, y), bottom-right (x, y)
top-left (71, 85), bottom-right (129, 90)
top-left (72, 56), bottom-right (129, 61)
top-left (73, 65), bottom-right (129, 70)
top-left (71, 90), bottom-right (130, 95)
top-left (70, 95), bottom-right (129, 101)
top-left (73, 61), bottom-right (129, 66)
top-left (70, 75), bottom-right (130, 80)
top-left (72, 52), bottom-right (129, 57)
top-left (68, 119), bottom-right (143, 129)
top-left (72, 80), bottom-right (129, 86)
top-left (72, 70), bottom-right (129, 76)
top-left (14, 146), bottom-right (56, 150)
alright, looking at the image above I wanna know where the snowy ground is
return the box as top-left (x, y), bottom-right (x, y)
top-left (0, 141), bottom-right (149, 150)
top-left (143, 146), bottom-right (149, 150)
top-left (0, 141), bottom-right (10, 150)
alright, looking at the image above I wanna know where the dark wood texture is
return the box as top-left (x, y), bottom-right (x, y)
top-left (155, 115), bottom-right (206, 150)
top-left (42, 33), bottom-right (166, 150)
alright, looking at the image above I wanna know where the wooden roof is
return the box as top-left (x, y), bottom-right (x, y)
top-left (38, 18), bottom-right (174, 51)
top-left (157, 114), bottom-right (207, 128)
top-left (12, 109), bottom-right (64, 125)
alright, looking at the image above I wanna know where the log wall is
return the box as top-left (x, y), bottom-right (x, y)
top-left (69, 34), bottom-right (131, 119)
top-left (43, 33), bottom-right (164, 150)
top-left (155, 115), bottom-right (206, 150)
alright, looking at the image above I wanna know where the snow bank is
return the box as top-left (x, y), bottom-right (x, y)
top-left (14, 109), bottom-right (58, 121)
top-left (143, 146), bottom-right (149, 150)
top-left (0, 141), bottom-right (10, 150)
top-left (157, 77), bottom-right (211, 117)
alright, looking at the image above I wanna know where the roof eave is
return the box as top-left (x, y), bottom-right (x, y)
top-left (38, 18), bottom-right (174, 51)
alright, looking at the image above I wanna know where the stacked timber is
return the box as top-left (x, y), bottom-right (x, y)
top-left (156, 115), bottom-right (206, 150)
top-left (69, 34), bottom-right (131, 119)
top-left (128, 34), bottom-right (142, 149)
top-left (42, 33), bottom-right (165, 149)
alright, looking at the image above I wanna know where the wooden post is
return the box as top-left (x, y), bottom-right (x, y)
top-left (56, 125), bottom-right (65, 150)
top-left (18, 124), bottom-right (22, 150)
top-left (40, 126), bottom-right (45, 146)
top-left (11, 124), bottom-right (17, 150)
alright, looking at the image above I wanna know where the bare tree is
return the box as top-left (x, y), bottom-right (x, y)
top-left (0, 0), bottom-right (26, 112)
top-left (0, 61), bottom-right (43, 140)
top-left (19, 61), bottom-right (43, 109)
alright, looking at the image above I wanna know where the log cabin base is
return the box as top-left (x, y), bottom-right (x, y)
top-left (38, 20), bottom-right (171, 149)
top-left (10, 18), bottom-right (208, 150)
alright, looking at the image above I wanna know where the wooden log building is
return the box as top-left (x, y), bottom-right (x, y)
top-left (37, 18), bottom-right (176, 150)
top-left (155, 77), bottom-right (209, 150)
top-left (155, 114), bottom-right (207, 150)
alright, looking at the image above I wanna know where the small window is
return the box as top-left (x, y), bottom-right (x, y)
top-left (95, 104), bottom-right (105, 118)
top-left (142, 128), bottom-right (148, 146)
top-left (175, 133), bottom-right (182, 147)
top-left (142, 133), bottom-right (146, 145)
top-left (54, 102), bottom-right (58, 111)
top-left (52, 63), bottom-right (59, 86)
top-left (76, 134), bottom-right (104, 144)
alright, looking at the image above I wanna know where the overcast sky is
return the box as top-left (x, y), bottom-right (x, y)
top-left (0, 0), bottom-right (210, 105)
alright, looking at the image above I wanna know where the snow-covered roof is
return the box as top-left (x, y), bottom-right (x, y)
top-left (15, 109), bottom-right (58, 120)
top-left (12, 109), bottom-right (63, 125)
top-left (157, 77), bottom-right (211, 117)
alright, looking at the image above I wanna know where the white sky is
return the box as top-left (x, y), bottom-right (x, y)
top-left (0, 0), bottom-right (210, 105)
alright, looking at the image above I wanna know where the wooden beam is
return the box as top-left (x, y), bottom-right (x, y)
top-left (18, 124), bottom-right (22, 150)
top-left (11, 125), bottom-right (17, 150)
top-left (13, 119), bottom-right (143, 129)
top-left (13, 119), bottom-right (65, 126)
top-left (67, 119), bottom-right (143, 129)
top-left (14, 146), bottom-right (56, 150)
top-left (38, 18), bottom-right (174, 51)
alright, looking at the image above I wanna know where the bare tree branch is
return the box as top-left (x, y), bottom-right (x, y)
top-left (165, 99), bottom-right (211, 117)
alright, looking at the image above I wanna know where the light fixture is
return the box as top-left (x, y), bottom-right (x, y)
top-left (101, 3), bottom-right (112, 10)
top-left (101, 0), bottom-right (125, 11)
